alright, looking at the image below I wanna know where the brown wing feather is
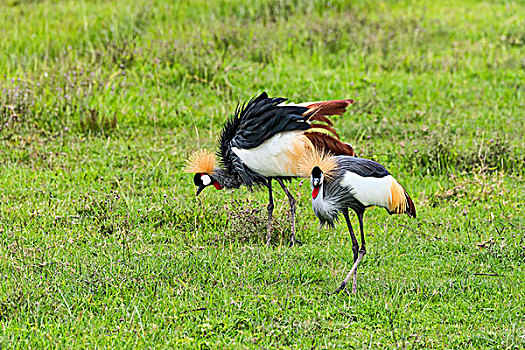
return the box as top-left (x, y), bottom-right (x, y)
top-left (304, 132), bottom-right (355, 156)
top-left (308, 113), bottom-right (334, 126)
top-left (302, 99), bottom-right (354, 137)
top-left (309, 123), bottom-right (340, 139)
top-left (405, 192), bottom-right (417, 218)
top-left (305, 99), bottom-right (353, 117)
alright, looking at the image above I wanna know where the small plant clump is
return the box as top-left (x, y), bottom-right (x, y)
top-left (222, 198), bottom-right (291, 245)
top-left (79, 108), bottom-right (118, 134)
top-left (1, 77), bottom-right (35, 134)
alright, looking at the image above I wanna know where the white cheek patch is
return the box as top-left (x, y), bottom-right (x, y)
top-left (310, 174), bottom-right (324, 188)
top-left (201, 174), bottom-right (211, 186)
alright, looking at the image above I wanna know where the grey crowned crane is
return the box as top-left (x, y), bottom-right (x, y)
top-left (185, 92), bottom-right (355, 245)
top-left (298, 149), bottom-right (416, 293)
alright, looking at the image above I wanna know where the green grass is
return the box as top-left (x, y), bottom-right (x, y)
top-left (1, 0), bottom-right (524, 348)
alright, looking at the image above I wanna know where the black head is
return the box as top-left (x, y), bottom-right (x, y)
top-left (312, 166), bottom-right (323, 179)
top-left (310, 166), bottom-right (324, 199)
top-left (193, 173), bottom-right (222, 196)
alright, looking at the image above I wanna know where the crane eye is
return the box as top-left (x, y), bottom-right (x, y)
top-left (201, 174), bottom-right (212, 186)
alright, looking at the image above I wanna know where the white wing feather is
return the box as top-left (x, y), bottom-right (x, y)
top-left (231, 131), bottom-right (305, 177)
top-left (339, 172), bottom-right (394, 208)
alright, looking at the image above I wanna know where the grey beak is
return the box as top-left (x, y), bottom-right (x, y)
top-left (196, 184), bottom-right (206, 196)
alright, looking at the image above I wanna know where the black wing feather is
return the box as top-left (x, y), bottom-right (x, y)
top-left (217, 92), bottom-right (312, 188)
top-left (232, 98), bottom-right (309, 149)
top-left (334, 156), bottom-right (390, 178)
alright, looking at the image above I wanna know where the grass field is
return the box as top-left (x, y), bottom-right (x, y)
top-left (1, 0), bottom-right (524, 348)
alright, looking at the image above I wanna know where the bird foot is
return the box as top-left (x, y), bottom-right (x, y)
top-left (289, 237), bottom-right (303, 247)
top-left (333, 282), bottom-right (347, 294)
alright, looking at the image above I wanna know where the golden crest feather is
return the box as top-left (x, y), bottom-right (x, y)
top-left (297, 146), bottom-right (338, 178)
top-left (184, 149), bottom-right (216, 174)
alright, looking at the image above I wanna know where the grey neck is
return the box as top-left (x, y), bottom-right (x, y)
top-left (212, 168), bottom-right (242, 189)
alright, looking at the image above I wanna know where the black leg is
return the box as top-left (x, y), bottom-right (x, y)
top-left (334, 209), bottom-right (367, 294)
top-left (266, 179), bottom-right (274, 246)
top-left (275, 178), bottom-right (301, 246)
top-left (342, 208), bottom-right (359, 293)
top-left (356, 211), bottom-right (367, 255)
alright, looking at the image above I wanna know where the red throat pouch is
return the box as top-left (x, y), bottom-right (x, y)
top-left (312, 186), bottom-right (319, 199)
top-left (213, 182), bottom-right (223, 190)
